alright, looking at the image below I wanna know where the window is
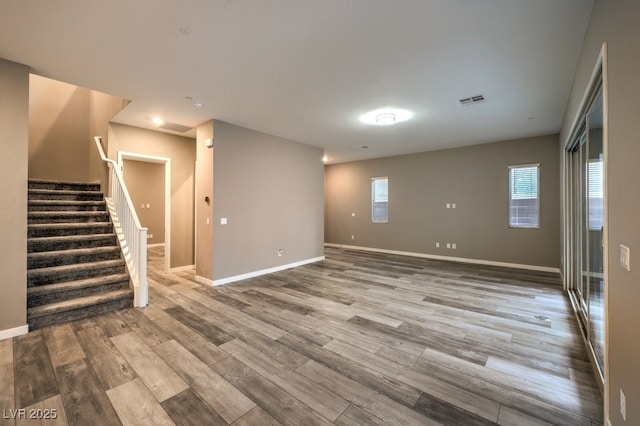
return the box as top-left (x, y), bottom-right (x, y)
top-left (509, 164), bottom-right (539, 228)
top-left (587, 159), bottom-right (604, 230)
top-left (371, 177), bottom-right (388, 223)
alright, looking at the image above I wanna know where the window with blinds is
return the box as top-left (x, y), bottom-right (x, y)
top-left (371, 177), bottom-right (388, 223)
top-left (588, 160), bottom-right (604, 230)
top-left (509, 165), bottom-right (539, 228)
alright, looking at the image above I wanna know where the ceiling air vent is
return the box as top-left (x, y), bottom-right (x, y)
top-left (458, 94), bottom-right (486, 106)
top-left (159, 122), bottom-right (193, 133)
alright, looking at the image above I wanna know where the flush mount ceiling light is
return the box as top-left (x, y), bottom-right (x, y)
top-left (151, 117), bottom-right (165, 126)
top-left (360, 108), bottom-right (412, 126)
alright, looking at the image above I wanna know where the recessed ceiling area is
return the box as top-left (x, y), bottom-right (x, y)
top-left (0, 1), bottom-right (594, 163)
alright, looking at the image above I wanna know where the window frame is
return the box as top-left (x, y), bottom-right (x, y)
top-left (508, 163), bottom-right (540, 229)
top-left (371, 176), bottom-right (389, 224)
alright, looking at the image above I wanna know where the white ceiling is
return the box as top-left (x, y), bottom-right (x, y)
top-left (0, 0), bottom-right (593, 164)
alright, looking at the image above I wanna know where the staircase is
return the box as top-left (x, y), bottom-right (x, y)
top-left (27, 179), bottom-right (133, 330)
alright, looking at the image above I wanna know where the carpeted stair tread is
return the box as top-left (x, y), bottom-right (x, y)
top-left (28, 189), bottom-right (104, 201)
top-left (28, 200), bottom-right (106, 212)
top-left (28, 234), bottom-right (117, 253)
top-left (28, 211), bottom-right (110, 224)
top-left (28, 179), bottom-right (101, 191)
top-left (27, 259), bottom-right (126, 287)
top-left (27, 289), bottom-right (133, 329)
top-left (28, 274), bottom-right (130, 308)
top-left (27, 246), bottom-right (122, 269)
top-left (28, 222), bottom-right (113, 238)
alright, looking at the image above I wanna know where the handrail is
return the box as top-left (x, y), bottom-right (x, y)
top-left (93, 136), bottom-right (148, 307)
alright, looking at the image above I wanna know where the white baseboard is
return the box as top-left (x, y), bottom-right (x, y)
top-left (0, 324), bottom-right (28, 341)
top-left (147, 243), bottom-right (166, 248)
top-left (325, 243), bottom-right (561, 274)
top-left (169, 264), bottom-right (195, 273)
top-left (194, 275), bottom-right (214, 286)
top-left (212, 256), bottom-right (325, 286)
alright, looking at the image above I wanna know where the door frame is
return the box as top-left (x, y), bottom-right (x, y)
top-left (118, 151), bottom-right (172, 273)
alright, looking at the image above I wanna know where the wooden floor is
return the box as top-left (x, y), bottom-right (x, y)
top-left (1, 247), bottom-right (603, 425)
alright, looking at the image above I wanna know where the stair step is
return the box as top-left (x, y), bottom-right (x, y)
top-left (28, 211), bottom-right (110, 224)
top-left (28, 179), bottom-right (101, 192)
top-left (28, 222), bottom-right (114, 238)
top-left (28, 259), bottom-right (126, 287)
top-left (27, 246), bottom-right (122, 269)
top-left (28, 200), bottom-right (106, 212)
top-left (28, 234), bottom-right (118, 253)
top-left (28, 274), bottom-right (130, 308)
top-left (28, 188), bottom-right (104, 201)
top-left (27, 289), bottom-right (133, 330)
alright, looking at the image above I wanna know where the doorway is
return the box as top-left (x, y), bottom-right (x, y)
top-left (118, 151), bottom-right (172, 273)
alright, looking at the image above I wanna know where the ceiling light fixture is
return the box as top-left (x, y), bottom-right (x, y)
top-left (360, 108), bottom-right (412, 126)
top-left (152, 117), bottom-right (165, 126)
top-left (193, 100), bottom-right (204, 108)
top-left (375, 113), bottom-right (396, 125)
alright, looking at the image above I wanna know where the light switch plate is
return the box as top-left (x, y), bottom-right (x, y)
top-left (620, 244), bottom-right (631, 271)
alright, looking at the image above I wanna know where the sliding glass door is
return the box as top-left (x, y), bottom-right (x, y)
top-left (566, 87), bottom-right (605, 382)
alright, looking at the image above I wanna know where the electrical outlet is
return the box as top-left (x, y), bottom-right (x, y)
top-left (351, 235), bottom-right (355, 240)
top-left (278, 249), bottom-right (283, 257)
top-left (621, 388), bottom-right (627, 421)
top-left (436, 242), bottom-right (440, 248)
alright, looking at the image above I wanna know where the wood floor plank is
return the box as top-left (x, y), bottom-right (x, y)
top-left (106, 378), bottom-right (174, 426)
top-left (161, 388), bottom-right (227, 426)
top-left (153, 339), bottom-right (255, 423)
top-left (74, 325), bottom-right (137, 390)
top-left (15, 394), bottom-right (68, 426)
top-left (0, 338), bottom-right (15, 418)
top-left (212, 355), bottom-right (332, 426)
top-left (55, 359), bottom-right (120, 426)
top-left (13, 331), bottom-right (59, 408)
top-left (110, 332), bottom-right (188, 402)
top-left (164, 305), bottom-right (234, 345)
top-left (116, 308), bottom-right (172, 347)
top-left (230, 406), bottom-right (282, 426)
top-left (220, 338), bottom-right (350, 421)
top-left (43, 324), bottom-right (85, 368)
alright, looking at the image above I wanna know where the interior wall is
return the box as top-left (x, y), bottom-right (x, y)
top-left (325, 134), bottom-right (561, 269)
top-left (0, 58), bottom-right (29, 334)
top-left (108, 123), bottom-right (195, 269)
top-left (212, 120), bottom-right (324, 281)
top-left (123, 160), bottom-right (165, 244)
top-left (195, 121), bottom-right (214, 281)
top-left (29, 75), bottom-right (90, 181)
top-left (559, 0), bottom-right (640, 424)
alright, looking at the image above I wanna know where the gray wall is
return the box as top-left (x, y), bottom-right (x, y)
top-left (325, 135), bottom-right (561, 269)
top-left (108, 123), bottom-right (196, 269)
top-left (195, 120), bottom-right (214, 281)
top-left (0, 59), bottom-right (29, 333)
top-left (560, 1), bottom-right (640, 423)
top-left (123, 160), bottom-right (165, 244)
top-left (212, 121), bottom-right (324, 281)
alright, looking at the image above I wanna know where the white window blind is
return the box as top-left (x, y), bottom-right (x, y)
top-left (509, 165), bottom-right (539, 228)
top-left (371, 177), bottom-right (388, 223)
top-left (588, 160), bottom-right (604, 230)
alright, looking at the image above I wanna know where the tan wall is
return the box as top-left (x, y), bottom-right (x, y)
top-left (29, 75), bottom-right (127, 187)
top-left (560, 1), bottom-right (640, 423)
top-left (212, 121), bottom-right (324, 281)
top-left (123, 160), bottom-right (165, 244)
top-left (108, 123), bottom-right (195, 269)
top-left (325, 135), bottom-right (561, 269)
top-left (29, 75), bottom-right (90, 181)
top-left (0, 59), bottom-right (29, 333)
top-left (195, 121), bottom-right (214, 281)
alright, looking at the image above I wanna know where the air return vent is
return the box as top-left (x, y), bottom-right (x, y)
top-left (459, 94), bottom-right (486, 106)
top-left (159, 122), bottom-right (193, 133)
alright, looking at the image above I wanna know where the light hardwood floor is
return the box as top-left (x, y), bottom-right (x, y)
top-left (1, 247), bottom-right (603, 425)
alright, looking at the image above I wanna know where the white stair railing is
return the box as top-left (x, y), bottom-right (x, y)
top-left (93, 136), bottom-right (148, 307)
